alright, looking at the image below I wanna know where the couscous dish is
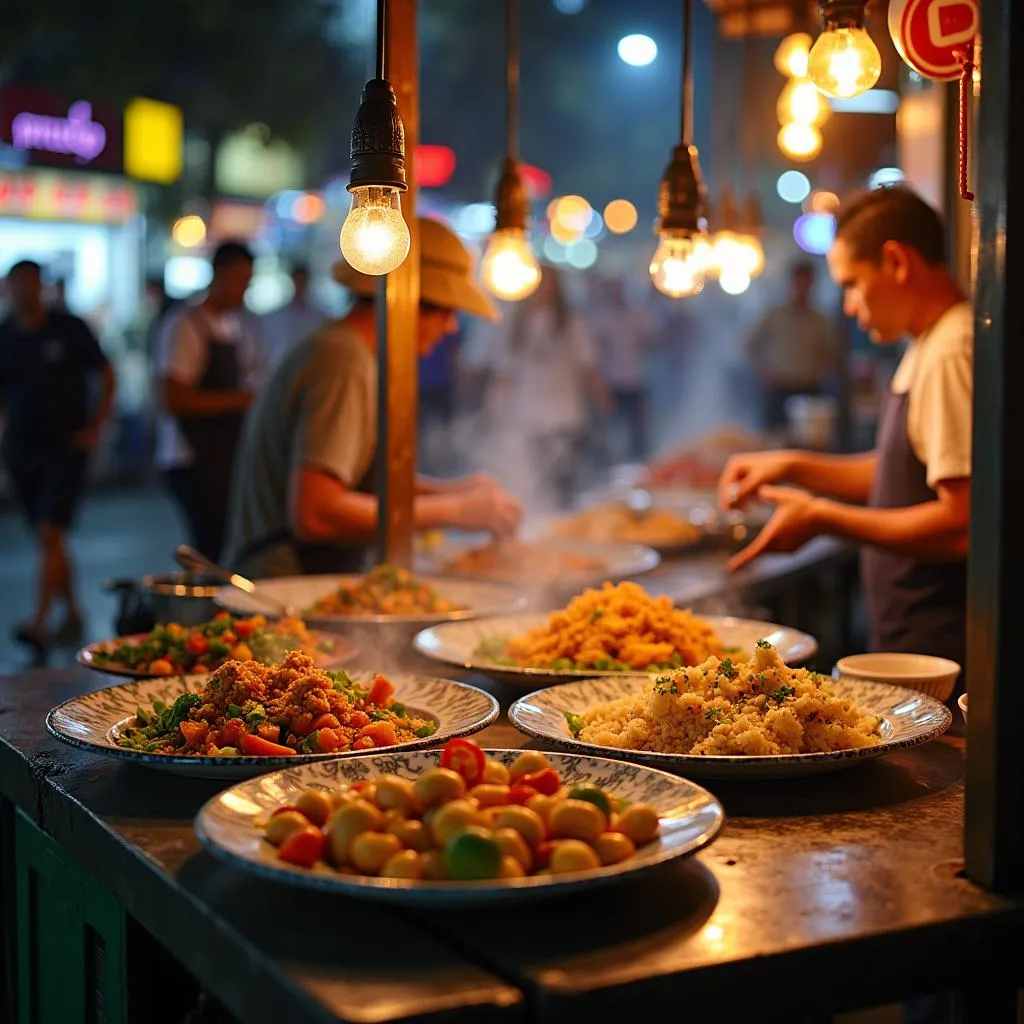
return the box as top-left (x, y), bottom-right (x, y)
top-left (565, 640), bottom-right (881, 756)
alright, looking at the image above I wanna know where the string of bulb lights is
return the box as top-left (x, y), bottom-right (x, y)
top-left (339, 0), bottom-right (886, 300)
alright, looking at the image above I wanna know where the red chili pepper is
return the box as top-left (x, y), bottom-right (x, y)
top-left (278, 827), bottom-right (325, 868)
top-left (508, 783), bottom-right (538, 805)
top-left (439, 738), bottom-right (486, 787)
top-left (518, 768), bottom-right (560, 796)
top-left (184, 634), bottom-right (209, 656)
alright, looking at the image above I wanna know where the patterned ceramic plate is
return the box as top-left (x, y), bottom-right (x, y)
top-left (214, 574), bottom-right (527, 628)
top-left (413, 613), bottom-right (819, 687)
top-left (76, 629), bottom-right (357, 679)
top-left (509, 677), bottom-right (952, 779)
top-left (45, 673), bottom-right (499, 780)
top-left (414, 538), bottom-right (661, 588)
top-left (195, 748), bottom-right (725, 905)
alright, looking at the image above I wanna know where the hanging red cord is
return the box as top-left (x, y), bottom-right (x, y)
top-left (954, 42), bottom-right (976, 202)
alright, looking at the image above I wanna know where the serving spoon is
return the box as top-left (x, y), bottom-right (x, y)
top-left (173, 545), bottom-right (297, 618)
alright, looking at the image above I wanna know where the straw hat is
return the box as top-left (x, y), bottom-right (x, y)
top-left (332, 215), bottom-right (498, 321)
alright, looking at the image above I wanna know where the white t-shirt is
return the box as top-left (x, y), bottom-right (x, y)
top-left (889, 300), bottom-right (973, 489)
top-left (484, 306), bottom-right (597, 434)
top-left (154, 304), bottom-right (267, 470)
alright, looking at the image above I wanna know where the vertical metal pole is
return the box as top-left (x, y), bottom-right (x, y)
top-left (964, 0), bottom-right (1024, 889)
top-left (376, 0), bottom-right (419, 568)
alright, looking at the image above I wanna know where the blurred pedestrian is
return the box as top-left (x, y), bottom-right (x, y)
top-left (745, 259), bottom-right (836, 432)
top-left (224, 217), bottom-right (522, 578)
top-left (261, 264), bottom-right (326, 367)
top-left (155, 240), bottom-right (265, 561)
top-left (0, 260), bottom-right (116, 654)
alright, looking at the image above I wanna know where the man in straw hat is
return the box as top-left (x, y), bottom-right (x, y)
top-left (223, 217), bottom-right (522, 577)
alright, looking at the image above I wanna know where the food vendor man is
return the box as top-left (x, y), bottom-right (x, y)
top-left (224, 216), bottom-right (523, 578)
top-left (719, 186), bottom-right (972, 676)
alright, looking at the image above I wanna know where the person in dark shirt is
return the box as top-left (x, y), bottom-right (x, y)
top-left (0, 260), bottom-right (116, 654)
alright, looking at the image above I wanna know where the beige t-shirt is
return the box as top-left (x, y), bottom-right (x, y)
top-left (224, 321), bottom-right (377, 575)
top-left (746, 302), bottom-right (835, 389)
top-left (889, 300), bottom-right (973, 489)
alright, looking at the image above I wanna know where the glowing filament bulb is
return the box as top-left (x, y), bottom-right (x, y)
top-left (480, 228), bottom-right (541, 301)
top-left (339, 185), bottom-right (411, 275)
top-left (649, 233), bottom-right (706, 298)
top-left (807, 26), bottom-right (882, 99)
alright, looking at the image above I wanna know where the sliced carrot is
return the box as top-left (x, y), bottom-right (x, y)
top-left (367, 675), bottom-right (395, 706)
top-left (241, 733), bottom-right (296, 757)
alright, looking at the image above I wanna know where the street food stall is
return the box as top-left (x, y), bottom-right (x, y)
top-left (2, 0), bottom-right (1023, 1022)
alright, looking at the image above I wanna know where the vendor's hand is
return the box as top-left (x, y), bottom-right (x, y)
top-left (70, 424), bottom-right (102, 450)
top-left (453, 472), bottom-right (501, 493)
top-left (727, 485), bottom-right (822, 572)
top-left (718, 450), bottom-right (795, 510)
top-left (451, 486), bottom-right (523, 537)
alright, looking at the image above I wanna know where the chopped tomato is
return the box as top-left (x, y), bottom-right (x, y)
top-left (533, 841), bottom-right (556, 870)
top-left (359, 721), bottom-right (398, 748)
top-left (367, 674), bottom-right (395, 706)
top-left (184, 634), bottom-right (209, 656)
top-left (353, 736), bottom-right (375, 750)
top-left (179, 720), bottom-right (209, 748)
top-left (508, 783), bottom-right (538, 805)
top-left (233, 619), bottom-right (255, 638)
top-left (315, 729), bottom-right (342, 753)
top-left (440, 738), bottom-right (486, 787)
top-left (148, 659), bottom-right (173, 676)
top-left (348, 711), bottom-right (370, 729)
top-left (192, 663), bottom-right (210, 674)
top-left (256, 722), bottom-right (281, 743)
top-left (240, 733), bottom-right (296, 757)
top-left (221, 630), bottom-right (237, 646)
top-left (290, 713), bottom-right (314, 736)
top-left (219, 718), bottom-right (245, 745)
top-left (230, 643), bottom-right (253, 661)
top-left (278, 827), bottom-right (325, 868)
top-left (519, 769), bottom-right (560, 796)
top-left (215, 611), bottom-right (231, 620)
top-left (310, 713), bottom-right (342, 732)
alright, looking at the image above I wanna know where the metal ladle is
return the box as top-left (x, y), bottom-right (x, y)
top-left (173, 545), bottom-right (297, 618)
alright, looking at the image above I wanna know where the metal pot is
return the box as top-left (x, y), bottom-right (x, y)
top-left (140, 572), bottom-right (223, 626)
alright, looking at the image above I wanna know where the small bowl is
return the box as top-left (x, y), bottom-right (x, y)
top-left (958, 693), bottom-right (968, 723)
top-left (833, 652), bottom-right (961, 702)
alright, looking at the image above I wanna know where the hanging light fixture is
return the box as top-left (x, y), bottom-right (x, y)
top-left (774, 31), bottom-right (813, 79)
top-left (807, 1), bottom-right (882, 99)
top-left (649, 0), bottom-right (708, 299)
top-left (480, 0), bottom-right (541, 302)
top-left (338, 0), bottom-right (411, 276)
top-left (734, 194), bottom-right (766, 280)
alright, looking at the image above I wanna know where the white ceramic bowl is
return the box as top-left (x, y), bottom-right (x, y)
top-left (958, 693), bottom-right (968, 723)
top-left (834, 652), bottom-right (961, 703)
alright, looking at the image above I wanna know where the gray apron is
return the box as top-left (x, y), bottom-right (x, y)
top-left (860, 386), bottom-right (967, 678)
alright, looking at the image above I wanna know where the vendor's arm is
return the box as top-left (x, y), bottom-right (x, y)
top-left (718, 448), bottom-right (877, 508)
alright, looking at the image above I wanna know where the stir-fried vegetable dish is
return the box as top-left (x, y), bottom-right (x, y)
top-left (307, 564), bottom-right (460, 617)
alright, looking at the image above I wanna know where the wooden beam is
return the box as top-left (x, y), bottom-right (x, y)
top-left (376, 0), bottom-right (419, 569)
top-left (964, 4), bottom-right (1024, 890)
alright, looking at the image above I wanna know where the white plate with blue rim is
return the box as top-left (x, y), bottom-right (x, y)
top-left (194, 748), bottom-right (725, 905)
top-left (45, 671), bottom-right (499, 780)
top-left (509, 675), bottom-right (952, 780)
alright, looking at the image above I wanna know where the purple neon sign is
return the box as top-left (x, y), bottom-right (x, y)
top-left (11, 101), bottom-right (107, 163)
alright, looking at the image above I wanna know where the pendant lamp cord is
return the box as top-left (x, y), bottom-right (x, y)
top-left (681, 0), bottom-right (694, 145)
top-left (507, 0), bottom-right (520, 159)
top-left (376, 0), bottom-right (387, 80)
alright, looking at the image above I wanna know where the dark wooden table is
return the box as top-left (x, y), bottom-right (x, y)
top-left (2, 660), bottom-right (1022, 1024)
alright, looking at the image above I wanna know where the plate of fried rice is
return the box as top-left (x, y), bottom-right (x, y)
top-left (412, 581), bottom-right (818, 687)
top-left (509, 641), bottom-right (952, 778)
top-left (46, 651), bottom-right (499, 779)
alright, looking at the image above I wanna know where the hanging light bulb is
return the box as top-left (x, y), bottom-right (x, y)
top-left (733, 195), bottom-right (765, 279)
top-left (481, 0), bottom-right (541, 302)
top-left (774, 32), bottom-right (812, 79)
top-left (719, 266), bottom-right (752, 296)
top-left (807, 1), bottom-right (882, 99)
top-left (650, 0), bottom-right (708, 299)
top-left (340, 185), bottom-right (411, 276)
top-left (778, 122), bottom-right (824, 161)
top-left (777, 77), bottom-right (831, 126)
top-left (338, 1), bottom-right (411, 276)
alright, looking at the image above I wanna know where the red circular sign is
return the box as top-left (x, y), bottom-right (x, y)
top-left (888, 0), bottom-right (979, 80)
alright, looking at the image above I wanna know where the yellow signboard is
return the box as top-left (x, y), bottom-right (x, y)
top-left (124, 97), bottom-right (183, 184)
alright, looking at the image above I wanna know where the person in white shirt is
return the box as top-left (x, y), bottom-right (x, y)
top-left (156, 241), bottom-right (266, 560)
top-left (261, 264), bottom-right (326, 368)
top-left (482, 267), bottom-right (610, 509)
top-left (720, 186), bottom-right (971, 683)
top-left (745, 259), bottom-right (836, 431)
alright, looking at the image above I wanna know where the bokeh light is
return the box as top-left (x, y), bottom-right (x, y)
top-left (774, 32), bottom-right (812, 78)
top-left (566, 238), bottom-right (598, 270)
top-left (553, 0), bottom-right (587, 11)
top-left (291, 192), bottom-right (325, 224)
top-left (806, 190), bottom-right (841, 215)
top-left (777, 170), bottom-right (812, 204)
top-left (171, 214), bottom-right (207, 248)
top-left (793, 212), bottom-right (837, 255)
top-left (777, 77), bottom-right (831, 127)
top-left (719, 267), bottom-right (752, 295)
top-left (869, 166), bottom-right (906, 190)
top-left (551, 194), bottom-right (592, 233)
top-left (603, 199), bottom-right (638, 234)
top-left (777, 122), bottom-right (823, 162)
top-left (617, 34), bottom-right (658, 67)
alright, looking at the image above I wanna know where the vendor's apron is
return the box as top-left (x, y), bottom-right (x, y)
top-left (175, 314), bottom-right (246, 562)
top-left (232, 452), bottom-right (380, 576)
top-left (860, 386), bottom-right (967, 676)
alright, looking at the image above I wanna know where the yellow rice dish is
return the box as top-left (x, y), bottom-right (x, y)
top-left (499, 581), bottom-right (724, 672)
top-left (568, 640), bottom-right (881, 756)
